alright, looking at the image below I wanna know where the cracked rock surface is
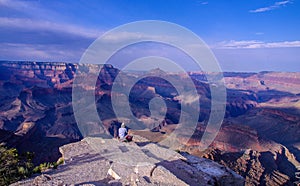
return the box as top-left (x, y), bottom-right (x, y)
top-left (12, 135), bottom-right (244, 186)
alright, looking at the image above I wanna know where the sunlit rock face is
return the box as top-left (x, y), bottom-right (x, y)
top-left (0, 61), bottom-right (80, 163)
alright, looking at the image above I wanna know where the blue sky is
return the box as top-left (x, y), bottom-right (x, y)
top-left (0, 0), bottom-right (299, 72)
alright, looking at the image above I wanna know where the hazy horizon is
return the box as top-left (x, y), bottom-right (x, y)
top-left (2, 59), bottom-right (300, 73)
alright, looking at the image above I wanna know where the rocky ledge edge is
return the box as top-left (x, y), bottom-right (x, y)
top-left (12, 135), bottom-right (244, 186)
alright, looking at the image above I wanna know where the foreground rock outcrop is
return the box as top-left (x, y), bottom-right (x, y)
top-left (12, 135), bottom-right (244, 186)
top-left (199, 147), bottom-right (300, 186)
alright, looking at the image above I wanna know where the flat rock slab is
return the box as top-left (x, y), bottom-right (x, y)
top-left (12, 136), bottom-right (244, 186)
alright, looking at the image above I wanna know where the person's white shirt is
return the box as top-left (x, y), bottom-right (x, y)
top-left (118, 127), bottom-right (127, 139)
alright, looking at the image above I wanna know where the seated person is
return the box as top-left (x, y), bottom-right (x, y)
top-left (118, 123), bottom-right (133, 142)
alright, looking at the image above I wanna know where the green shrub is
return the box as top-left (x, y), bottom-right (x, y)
top-left (0, 145), bottom-right (33, 185)
top-left (33, 158), bottom-right (64, 174)
top-left (56, 158), bottom-right (64, 166)
top-left (0, 144), bottom-right (64, 185)
top-left (32, 166), bottom-right (41, 174)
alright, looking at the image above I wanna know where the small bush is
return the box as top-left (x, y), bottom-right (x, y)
top-left (57, 157), bottom-right (64, 166)
top-left (0, 145), bottom-right (33, 185)
top-left (32, 166), bottom-right (41, 174)
top-left (0, 145), bottom-right (64, 185)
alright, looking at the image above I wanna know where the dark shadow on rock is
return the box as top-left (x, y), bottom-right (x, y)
top-left (143, 176), bottom-right (151, 183)
top-left (155, 159), bottom-right (200, 186)
top-left (256, 89), bottom-right (296, 103)
top-left (223, 72), bottom-right (257, 78)
top-left (287, 145), bottom-right (300, 163)
top-left (48, 153), bottom-right (105, 175)
top-left (76, 178), bottom-right (122, 186)
top-left (212, 150), bottom-right (244, 165)
top-left (118, 145), bottom-right (129, 153)
top-left (108, 121), bottom-right (121, 138)
top-left (135, 141), bottom-right (155, 147)
top-left (258, 152), bottom-right (276, 172)
top-left (258, 149), bottom-right (297, 185)
top-left (275, 148), bottom-right (298, 182)
top-left (258, 151), bottom-right (277, 185)
top-left (142, 149), bottom-right (164, 161)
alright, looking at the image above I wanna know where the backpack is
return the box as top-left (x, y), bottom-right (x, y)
top-left (125, 135), bottom-right (133, 142)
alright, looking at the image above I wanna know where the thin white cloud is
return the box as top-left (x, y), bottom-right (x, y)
top-left (0, 0), bottom-right (103, 39)
top-left (275, 0), bottom-right (290, 5)
top-left (195, 1), bottom-right (208, 5)
top-left (0, 17), bottom-right (101, 39)
top-left (0, 42), bottom-right (84, 61)
top-left (215, 40), bottom-right (300, 49)
top-left (0, 0), bottom-right (29, 9)
top-left (255, 32), bottom-right (264, 35)
top-left (0, 0), bottom-right (64, 21)
top-left (101, 31), bottom-right (177, 43)
top-left (250, 0), bottom-right (291, 13)
top-left (0, 0), bottom-right (103, 60)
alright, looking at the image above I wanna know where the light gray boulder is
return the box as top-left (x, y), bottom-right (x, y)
top-left (12, 136), bottom-right (244, 186)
